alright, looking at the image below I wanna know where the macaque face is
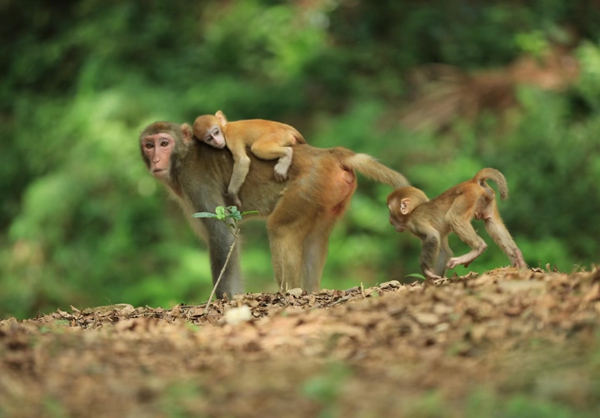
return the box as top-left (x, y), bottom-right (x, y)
top-left (388, 204), bottom-right (406, 233)
top-left (389, 213), bottom-right (406, 233)
top-left (202, 125), bottom-right (227, 149)
top-left (141, 133), bottom-right (175, 181)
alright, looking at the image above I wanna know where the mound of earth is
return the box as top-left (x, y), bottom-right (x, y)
top-left (2, 266), bottom-right (600, 417)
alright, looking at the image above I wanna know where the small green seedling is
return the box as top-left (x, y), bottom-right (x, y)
top-left (193, 206), bottom-right (258, 314)
top-left (405, 273), bottom-right (426, 281)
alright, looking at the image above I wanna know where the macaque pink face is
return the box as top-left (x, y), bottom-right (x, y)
top-left (141, 133), bottom-right (175, 181)
top-left (202, 125), bottom-right (227, 149)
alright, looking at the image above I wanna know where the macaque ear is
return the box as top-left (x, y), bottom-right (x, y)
top-left (215, 110), bottom-right (227, 126)
top-left (181, 123), bottom-right (193, 143)
top-left (400, 198), bottom-right (412, 215)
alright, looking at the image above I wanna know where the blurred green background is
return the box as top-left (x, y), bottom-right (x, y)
top-left (1, 0), bottom-right (599, 319)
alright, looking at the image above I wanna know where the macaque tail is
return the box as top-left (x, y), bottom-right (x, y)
top-left (286, 125), bottom-right (307, 144)
top-left (294, 130), bottom-right (307, 144)
top-left (473, 168), bottom-right (509, 200)
top-left (344, 153), bottom-right (410, 188)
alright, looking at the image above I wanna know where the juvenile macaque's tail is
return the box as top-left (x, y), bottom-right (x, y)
top-left (288, 126), bottom-right (307, 144)
top-left (473, 168), bottom-right (509, 200)
top-left (344, 153), bottom-right (410, 188)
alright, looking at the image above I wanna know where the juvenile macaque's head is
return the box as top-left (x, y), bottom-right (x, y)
top-left (193, 110), bottom-right (228, 149)
top-left (140, 122), bottom-right (193, 183)
top-left (387, 187), bottom-right (429, 232)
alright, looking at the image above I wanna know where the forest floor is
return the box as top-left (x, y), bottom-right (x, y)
top-left (2, 266), bottom-right (600, 418)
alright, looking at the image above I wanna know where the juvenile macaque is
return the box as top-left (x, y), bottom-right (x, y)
top-left (140, 121), bottom-right (410, 297)
top-left (193, 110), bottom-right (306, 207)
top-left (387, 168), bottom-right (526, 280)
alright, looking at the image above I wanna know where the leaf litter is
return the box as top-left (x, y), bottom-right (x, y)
top-left (2, 266), bottom-right (600, 417)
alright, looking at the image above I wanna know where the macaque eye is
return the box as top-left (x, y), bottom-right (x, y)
top-left (144, 142), bottom-right (154, 149)
top-left (212, 129), bottom-right (220, 136)
top-left (160, 140), bottom-right (170, 147)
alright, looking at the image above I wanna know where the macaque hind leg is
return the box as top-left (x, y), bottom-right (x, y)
top-left (483, 203), bottom-right (528, 268)
top-left (267, 225), bottom-right (303, 292)
top-left (266, 202), bottom-right (313, 291)
top-left (301, 216), bottom-right (337, 292)
top-left (251, 134), bottom-right (295, 182)
top-left (445, 199), bottom-right (488, 270)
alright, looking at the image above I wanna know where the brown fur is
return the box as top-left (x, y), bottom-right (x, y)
top-left (387, 168), bottom-right (526, 280)
top-left (140, 122), bottom-right (410, 296)
top-left (193, 111), bottom-right (307, 207)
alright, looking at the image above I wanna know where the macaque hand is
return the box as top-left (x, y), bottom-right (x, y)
top-left (446, 256), bottom-right (472, 269)
top-left (446, 258), bottom-right (460, 269)
top-left (228, 191), bottom-right (243, 209)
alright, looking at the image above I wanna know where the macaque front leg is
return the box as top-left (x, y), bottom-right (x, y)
top-left (419, 231), bottom-right (443, 280)
top-left (185, 189), bottom-right (244, 298)
top-left (204, 218), bottom-right (243, 297)
top-left (446, 236), bottom-right (487, 269)
top-left (445, 202), bottom-right (488, 270)
top-left (228, 154), bottom-right (251, 208)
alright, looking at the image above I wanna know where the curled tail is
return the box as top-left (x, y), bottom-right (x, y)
top-left (473, 168), bottom-right (508, 200)
top-left (344, 152), bottom-right (410, 188)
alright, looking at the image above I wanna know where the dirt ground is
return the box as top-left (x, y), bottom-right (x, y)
top-left (2, 266), bottom-right (600, 418)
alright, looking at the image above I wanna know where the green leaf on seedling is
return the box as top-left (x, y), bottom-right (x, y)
top-left (193, 206), bottom-right (259, 230)
top-left (406, 273), bottom-right (426, 281)
top-left (227, 206), bottom-right (242, 221)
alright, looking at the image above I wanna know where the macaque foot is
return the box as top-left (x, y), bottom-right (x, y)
top-left (511, 249), bottom-right (527, 268)
top-left (273, 163), bottom-right (290, 182)
top-left (274, 151), bottom-right (292, 182)
top-left (423, 268), bottom-right (444, 281)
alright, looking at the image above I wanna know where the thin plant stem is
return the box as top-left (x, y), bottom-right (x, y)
top-left (203, 229), bottom-right (240, 315)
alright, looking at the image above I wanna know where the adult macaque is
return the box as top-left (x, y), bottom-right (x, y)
top-left (193, 110), bottom-right (306, 207)
top-left (387, 168), bottom-right (526, 280)
top-left (140, 121), bottom-right (410, 297)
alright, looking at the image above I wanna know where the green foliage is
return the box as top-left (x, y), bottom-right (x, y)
top-left (1, 0), bottom-right (600, 318)
top-left (406, 273), bottom-right (426, 281)
top-left (161, 381), bottom-right (205, 418)
top-left (302, 363), bottom-right (351, 418)
top-left (194, 206), bottom-right (258, 232)
top-left (464, 390), bottom-right (590, 418)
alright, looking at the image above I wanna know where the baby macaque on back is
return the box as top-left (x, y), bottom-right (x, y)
top-left (193, 111), bottom-right (306, 208)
